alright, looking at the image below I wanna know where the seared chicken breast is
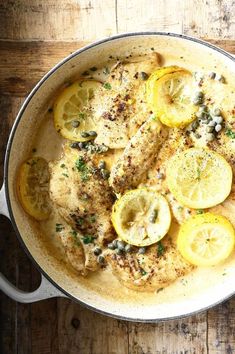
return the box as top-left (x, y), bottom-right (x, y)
top-left (110, 116), bottom-right (168, 194)
top-left (49, 146), bottom-right (115, 245)
top-left (106, 234), bottom-right (193, 292)
top-left (93, 53), bottom-right (161, 148)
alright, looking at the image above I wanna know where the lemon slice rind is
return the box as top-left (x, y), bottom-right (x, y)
top-left (17, 157), bottom-right (51, 221)
top-left (112, 188), bottom-right (171, 246)
top-left (166, 148), bottom-right (232, 209)
top-left (146, 67), bottom-right (197, 128)
top-left (177, 213), bottom-right (235, 266)
top-left (53, 80), bottom-right (101, 142)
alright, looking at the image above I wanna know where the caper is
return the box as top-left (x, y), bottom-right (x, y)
top-left (125, 244), bottom-right (133, 253)
top-left (138, 247), bottom-right (146, 255)
top-left (112, 239), bottom-right (118, 248)
top-left (107, 242), bottom-right (116, 250)
top-left (88, 131), bottom-right (97, 137)
top-left (115, 248), bottom-right (123, 255)
top-left (98, 160), bottom-right (106, 169)
top-left (208, 72), bottom-right (216, 79)
top-left (192, 120), bottom-right (199, 130)
top-left (207, 133), bottom-right (215, 142)
top-left (81, 131), bottom-right (90, 138)
top-left (206, 126), bottom-right (214, 133)
top-left (97, 255), bottom-right (105, 264)
top-left (208, 120), bottom-right (216, 127)
top-left (140, 72), bottom-right (149, 80)
top-left (71, 120), bottom-right (80, 128)
top-left (215, 124), bottom-right (222, 132)
top-left (213, 116), bottom-right (223, 124)
top-left (156, 172), bottom-right (165, 180)
top-left (193, 91), bottom-right (204, 105)
top-left (117, 240), bottom-right (126, 251)
top-left (216, 74), bottom-right (225, 83)
top-left (100, 169), bottom-right (110, 179)
top-left (213, 108), bottom-right (221, 116)
top-left (196, 111), bottom-right (206, 120)
top-left (70, 142), bottom-right (80, 148)
top-left (194, 133), bottom-right (201, 139)
top-left (94, 247), bottom-right (102, 256)
top-left (149, 209), bottom-right (158, 223)
top-left (78, 142), bottom-right (86, 149)
top-left (199, 104), bottom-right (207, 112)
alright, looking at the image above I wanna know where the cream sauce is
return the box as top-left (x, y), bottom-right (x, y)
top-left (29, 56), bottom-right (235, 305)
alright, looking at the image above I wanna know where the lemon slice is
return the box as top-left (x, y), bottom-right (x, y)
top-left (166, 148), bottom-right (232, 209)
top-left (111, 188), bottom-right (171, 246)
top-left (146, 65), bottom-right (183, 101)
top-left (17, 157), bottom-right (51, 220)
top-left (54, 80), bottom-right (101, 141)
top-left (147, 68), bottom-right (197, 128)
top-left (177, 213), bottom-right (235, 266)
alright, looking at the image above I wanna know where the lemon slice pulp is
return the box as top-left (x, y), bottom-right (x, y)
top-left (166, 148), bottom-right (232, 209)
top-left (177, 213), bottom-right (235, 266)
top-left (54, 80), bottom-right (101, 142)
top-left (17, 157), bottom-right (51, 220)
top-left (111, 188), bottom-right (171, 246)
top-left (147, 68), bottom-right (197, 128)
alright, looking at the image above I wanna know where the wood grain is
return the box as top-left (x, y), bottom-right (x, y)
top-left (0, 1), bottom-right (235, 353)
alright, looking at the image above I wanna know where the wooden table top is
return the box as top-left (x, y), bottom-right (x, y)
top-left (0, 1), bottom-right (235, 353)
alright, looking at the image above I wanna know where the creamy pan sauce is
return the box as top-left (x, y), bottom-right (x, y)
top-left (21, 52), bottom-right (235, 305)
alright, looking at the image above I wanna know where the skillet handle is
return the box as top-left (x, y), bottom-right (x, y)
top-left (0, 184), bottom-right (66, 302)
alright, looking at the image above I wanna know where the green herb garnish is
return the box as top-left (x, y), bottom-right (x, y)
top-left (70, 230), bottom-right (80, 246)
top-left (196, 209), bottom-right (204, 214)
top-left (225, 128), bottom-right (235, 139)
top-left (75, 157), bottom-right (90, 182)
top-left (79, 112), bottom-right (86, 120)
top-left (103, 82), bottom-right (112, 90)
top-left (82, 235), bottom-right (95, 244)
top-left (157, 241), bottom-right (165, 257)
top-left (60, 164), bottom-right (66, 168)
top-left (88, 215), bottom-right (96, 223)
top-left (56, 223), bottom-right (64, 232)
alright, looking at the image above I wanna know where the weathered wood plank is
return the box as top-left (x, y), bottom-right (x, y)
top-left (57, 298), bottom-right (129, 354)
top-left (116, 0), bottom-right (235, 39)
top-left (1, 1), bottom-right (235, 41)
top-left (0, 0), bottom-right (117, 41)
top-left (207, 299), bottom-right (235, 354)
top-left (128, 313), bottom-right (208, 354)
top-left (0, 39), bottom-right (234, 97)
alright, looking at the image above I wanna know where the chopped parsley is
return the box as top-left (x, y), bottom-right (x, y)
top-left (196, 167), bottom-right (201, 181)
top-left (88, 215), bottom-right (96, 223)
top-left (56, 223), bottom-right (64, 232)
top-left (157, 241), bottom-right (165, 257)
top-left (79, 112), bottom-right (86, 120)
top-left (140, 269), bottom-right (147, 276)
top-left (157, 287), bottom-right (164, 293)
top-left (225, 128), bottom-right (235, 139)
top-left (60, 163), bottom-right (66, 168)
top-left (76, 217), bottom-right (84, 226)
top-left (196, 209), bottom-right (204, 214)
top-left (82, 235), bottom-right (95, 244)
top-left (103, 82), bottom-right (112, 90)
top-left (70, 230), bottom-right (80, 246)
top-left (75, 157), bottom-right (90, 182)
top-left (62, 173), bottom-right (69, 178)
